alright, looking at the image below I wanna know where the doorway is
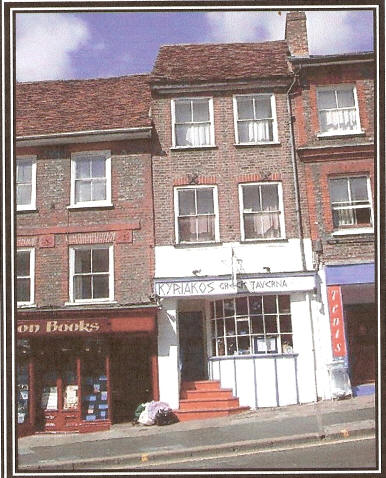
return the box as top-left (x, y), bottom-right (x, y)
top-left (110, 336), bottom-right (152, 423)
top-left (345, 304), bottom-right (376, 387)
top-left (179, 311), bottom-right (207, 382)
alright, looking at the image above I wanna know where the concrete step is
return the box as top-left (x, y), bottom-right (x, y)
top-left (178, 397), bottom-right (240, 411)
top-left (181, 388), bottom-right (234, 400)
top-left (173, 406), bottom-right (250, 422)
top-left (181, 380), bottom-right (221, 391)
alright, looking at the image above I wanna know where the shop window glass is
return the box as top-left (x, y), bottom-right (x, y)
top-left (17, 341), bottom-right (30, 424)
top-left (329, 176), bottom-right (372, 229)
top-left (82, 352), bottom-right (108, 421)
top-left (210, 295), bottom-right (293, 356)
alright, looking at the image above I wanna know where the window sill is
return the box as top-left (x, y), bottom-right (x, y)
top-left (17, 207), bottom-right (37, 213)
top-left (234, 141), bottom-right (281, 147)
top-left (67, 203), bottom-right (114, 211)
top-left (64, 300), bottom-right (117, 306)
top-left (316, 130), bottom-right (365, 139)
top-left (209, 353), bottom-right (298, 360)
top-left (17, 303), bottom-right (37, 308)
top-left (170, 145), bottom-right (217, 151)
top-left (174, 241), bottom-right (222, 248)
top-left (332, 227), bottom-right (374, 236)
top-left (240, 238), bottom-right (288, 244)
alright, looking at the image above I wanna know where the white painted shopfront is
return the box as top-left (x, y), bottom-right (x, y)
top-left (154, 240), bottom-right (333, 410)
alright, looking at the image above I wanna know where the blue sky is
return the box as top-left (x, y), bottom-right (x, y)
top-left (16, 9), bottom-right (374, 82)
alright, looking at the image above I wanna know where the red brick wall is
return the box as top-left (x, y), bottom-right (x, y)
top-left (16, 139), bottom-right (155, 307)
top-left (151, 88), bottom-right (310, 246)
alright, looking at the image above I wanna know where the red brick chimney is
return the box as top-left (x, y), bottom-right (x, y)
top-left (285, 11), bottom-right (309, 57)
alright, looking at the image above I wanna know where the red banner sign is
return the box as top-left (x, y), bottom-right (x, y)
top-left (17, 318), bottom-right (111, 335)
top-left (327, 286), bottom-right (347, 358)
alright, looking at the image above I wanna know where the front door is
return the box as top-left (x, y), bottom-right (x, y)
top-left (179, 312), bottom-right (207, 382)
top-left (346, 304), bottom-right (376, 386)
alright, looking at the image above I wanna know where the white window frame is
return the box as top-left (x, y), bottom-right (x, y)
top-left (16, 156), bottom-right (37, 211)
top-left (174, 185), bottom-right (220, 244)
top-left (329, 175), bottom-right (374, 235)
top-left (171, 97), bottom-right (215, 148)
top-left (70, 151), bottom-right (112, 208)
top-left (316, 84), bottom-right (362, 137)
top-left (239, 182), bottom-right (286, 241)
top-left (17, 248), bottom-right (35, 307)
top-left (69, 244), bottom-right (114, 304)
top-left (233, 93), bottom-right (279, 144)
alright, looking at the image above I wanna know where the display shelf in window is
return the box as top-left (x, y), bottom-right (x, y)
top-left (41, 371), bottom-right (58, 410)
top-left (82, 374), bottom-right (108, 421)
top-left (17, 363), bottom-right (29, 424)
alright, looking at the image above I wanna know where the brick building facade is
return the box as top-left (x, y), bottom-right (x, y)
top-left (15, 11), bottom-right (376, 434)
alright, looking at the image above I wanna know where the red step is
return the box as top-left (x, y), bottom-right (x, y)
top-left (175, 380), bottom-right (249, 422)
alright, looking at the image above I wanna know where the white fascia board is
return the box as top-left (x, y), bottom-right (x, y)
top-left (16, 127), bottom-right (152, 147)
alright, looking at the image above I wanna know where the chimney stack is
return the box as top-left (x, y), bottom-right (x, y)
top-left (285, 11), bottom-right (309, 57)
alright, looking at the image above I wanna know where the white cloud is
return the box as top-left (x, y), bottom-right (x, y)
top-left (205, 10), bottom-right (373, 54)
top-left (16, 14), bottom-right (90, 82)
top-left (205, 11), bottom-right (284, 43)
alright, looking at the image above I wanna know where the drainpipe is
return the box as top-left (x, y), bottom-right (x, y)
top-left (286, 72), bottom-right (307, 272)
top-left (287, 70), bottom-right (320, 400)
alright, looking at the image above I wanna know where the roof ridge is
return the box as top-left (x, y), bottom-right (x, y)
top-left (16, 73), bottom-right (150, 86)
top-left (158, 39), bottom-right (288, 49)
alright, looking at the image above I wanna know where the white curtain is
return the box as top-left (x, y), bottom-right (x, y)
top-left (321, 108), bottom-right (357, 133)
top-left (186, 124), bottom-right (210, 146)
top-left (246, 119), bottom-right (271, 142)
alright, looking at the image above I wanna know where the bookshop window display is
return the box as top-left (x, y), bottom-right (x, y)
top-left (17, 339), bottom-right (31, 425)
top-left (210, 295), bottom-right (293, 356)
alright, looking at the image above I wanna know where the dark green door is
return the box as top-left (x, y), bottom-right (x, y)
top-left (179, 312), bottom-right (207, 382)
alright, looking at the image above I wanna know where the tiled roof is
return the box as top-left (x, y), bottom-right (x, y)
top-left (16, 74), bottom-right (152, 137)
top-left (151, 41), bottom-right (291, 84)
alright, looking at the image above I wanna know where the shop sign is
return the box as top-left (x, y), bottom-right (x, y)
top-left (154, 274), bottom-right (315, 297)
top-left (327, 286), bottom-right (347, 358)
top-left (17, 318), bottom-right (111, 335)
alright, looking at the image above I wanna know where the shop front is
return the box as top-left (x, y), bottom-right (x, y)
top-left (155, 272), bottom-right (319, 411)
top-left (16, 309), bottom-right (158, 436)
top-left (325, 263), bottom-right (376, 396)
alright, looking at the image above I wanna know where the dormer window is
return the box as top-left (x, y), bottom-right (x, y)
top-left (234, 94), bottom-right (278, 144)
top-left (317, 85), bottom-right (361, 135)
top-left (172, 98), bottom-right (214, 148)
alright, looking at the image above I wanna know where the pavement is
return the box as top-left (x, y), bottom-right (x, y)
top-left (17, 394), bottom-right (376, 471)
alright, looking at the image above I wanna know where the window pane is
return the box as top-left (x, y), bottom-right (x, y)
top-left (318, 90), bottom-right (337, 109)
top-left (196, 188), bottom-right (214, 214)
top-left (75, 180), bottom-right (92, 202)
top-left (74, 275), bottom-right (92, 300)
top-left (254, 97), bottom-right (272, 119)
top-left (178, 189), bottom-right (196, 215)
top-left (76, 159), bottom-right (91, 179)
top-left (251, 315), bottom-right (264, 333)
top-left (224, 299), bottom-right (235, 317)
top-left (226, 337), bottom-right (236, 355)
top-left (225, 317), bottom-right (235, 336)
top-left (281, 334), bottom-right (293, 353)
top-left (278, 295), bottom-right (290, 313)
top-left (192, 100), bottom-right (210, 122)
top-left (279, 315), bottom-right (292, 333)
top-left (266, 336), bottom-right (278, 353)
top-left (175, 124), bottom-right (191, 146)
top-left (333, 208), bottom-right (354, 227)
top-left (92, 249), bottom-right (109, 273)
top-left (350, 177), bottom-right (369, 202)
top-left (237, 98), bottom-right (254, 120)
top-left (330, 179), bottom-right (349, 203)
top-left (196, 215), bottom-right (215, 241)
top-left (265, 316), bottom-right (278, 333)
top-left (260, 212), bottom-right (281, 238)
top-left (92, 180), bottom-right (107, 201)
top-left (17, 184), bottom-right (32, 205)
top-left (238, 122), bottom-right (252, 143)
top-left (261, 184), bottom-right (279, 211)
top-left (215, 300), bottom-right (223, 318)
top-left (75, 250), bottom-right (91, 273)
top-left (17, 161), bottom-right (32, 182)
top-left (236, 320), bottom-right (249, 335)
top-left (178, 217), bottom-right (196, 242)
top-left (264, 295), bottom-right (277, 314)
top-left (243, 185), bottom-right (260, 212)
top-left (217, 318), bottom-right (225, 336)
top-left (355, 207), bottom-right (372, 225)
top-left (17, 251), bottom-right (30, 277)
top-left (175, 101), bottom-right (191, 122)
top-left (236, 297), bottom-right (248, 316)
top-left (249, 296), bottom-right (262, 314)
top-left (237, 336), bottom-right (250, 354)
top-left (17, 278), bottom-right (30, 302)
top-left (93, 275), bottom-right (109, 299)
top-left (91, 158), bottom-right (106, 178)
top-left (337, 88), bottom-right (355, 108)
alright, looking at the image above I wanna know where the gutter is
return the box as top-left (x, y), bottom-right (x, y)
top-left (16, 126), bottom-right (152, 147)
